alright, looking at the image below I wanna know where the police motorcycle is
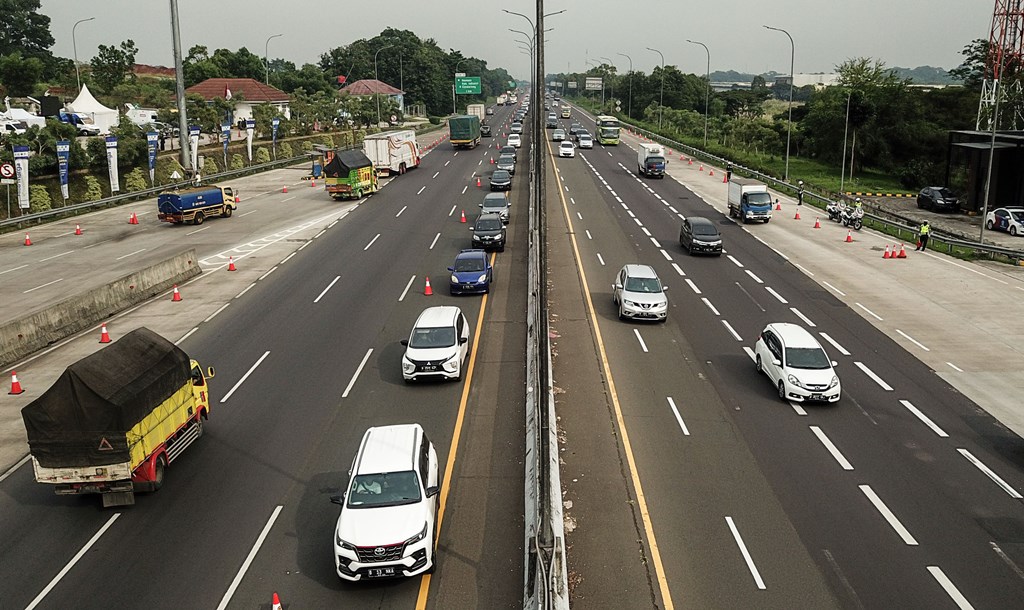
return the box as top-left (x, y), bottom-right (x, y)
top-left (841, 204), bottom-right (864, 230)
top-left (826, 200), bottom-right (846, 223)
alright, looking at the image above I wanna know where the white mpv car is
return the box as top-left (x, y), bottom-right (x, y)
top-left (401, 306), bottom-right (470, 381)
top-left (753, 322), bottom-right (841, 403)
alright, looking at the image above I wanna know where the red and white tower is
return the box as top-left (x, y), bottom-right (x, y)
top-left (978, 0), bottom-right (1024, 129)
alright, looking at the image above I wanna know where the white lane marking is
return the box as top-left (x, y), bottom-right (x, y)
top-left (745, 270), bottom-right (764, 284)
top-left (235, 283), bottom-right (256, 299)
top-left (810, 426), bottom-right (854, 470)
top-left (597, 253), bottom-right (605, 266)
top-left (793, 263), bottom-right (815, 276)
top-left (417, 186), bottom-right (426, 195)
top-left (396, 205), bottom-right (408, 218)
top-left (363, 233), bottom-right (381, 251)
top-left (433, 172), bottom-right (440, 179)
top-left (702, 298), bottom-right (720, 316)
top-left (25, 513), bottom-right (122, 610)
top-left (650, 237), bottom-right (661, 248)
top-left (791, 403), bottom-right (808, 416)
top-left (23, 278), bottom-right (63, 293)
top-left (239, 210), bottom-right (256, 217)
top-left (677, 213), bottom-right (686, 220)
top-left (570, 197), bottom-right (576, 205)
top-left (429, 232), bottom-right (442, 250)
top-left (577, 212), bottom-right (583, 220)
top-left (40, 250), bottom-right (76, 262)
top-left (328, 219), bottom-right (339, 229)
top-left (116, 248), bottom-right (147, 261)
top-left (720, 321), bottom-right (745, 339)
top-left (298, 242), bottom-right (310, 251)
top-left (743, 346), bottom-right (756, 362)
top-left (313, 230), bottom-right (326, 239)
top-left (667, 397), bottom-right (690, 436)
top-left (0, 264), bottom-right (29, 275)
top-left (342, 348), bottom-right (374, 398)
top-left (727, 255), bottom-right (744, 268)
top-left (819, 332), bottom-right (850, 356)
top-left (822, 281), bottom-right (846, 296)
top-left (854, 361), bottom-right (894, 391)
top-left (958, 448), bottom-right (1023, 498)
top-left (185, 226), bottom-right (211, 236)
top-left (765, 286), bottom-right (788, 304)
top-left (203, 303), bottom-right (231, 323)
top-left (281, 196), bottom-right (296, 203)
top-left (856, 302), bottom-right (883, 321)
top-left (220, 351), bottom-right (271, 403)
top-left (859, 484), bottom-right (918, 545)
top-left (926, 566), bottom-right (975, 610)
top-left (585, 230), bottom-right (593, 240)
top-left (280, 252), bottom-right (296, 264)
top-left (314, 275), bottom-right (342, 303)
top-left (641, 227), bottom-right (652, 236)
top-left (258, 266), bottom-right (277, 281)
top-left (671, 263), bottom-right (685, 276)
top-left (725, 517), bottom-right (766, 590)
top-left (899, 400), bottom-right (948, 437)
top-left (685, 279), bottom-right (702, 294)
top-left (669, 206), bottom-right (678, 213)
top-left (564, 186), bottom-right (570, 192)
top-left (621, 203), bottom-right (629, 210)
top-left (399, 275), bottom-right (416, 302)
top-left (449, 205), bottom-right (457, 217)
top-left (660, 249), bottom-right (672, 261)
top-left (175, 327), bottom-right (199, 345)
top-left (616, 196), bottom-right (624, 203)
top-left (896, 329), bottom-right (930, 351)
top-left (947, 362), bottom-right (964, 372)
top-left (461, 186), bottom-right (467, 195)
top-left (0, 454), bottom-right (30, 484)
top-left (215, 505), bottom-right (284, 610)
top-left (633, 329), bottom-right (649, 353)
top-left (790, 307), bottom-right (815, 327)
top-left (933, 254), bottom-right (1009, 285)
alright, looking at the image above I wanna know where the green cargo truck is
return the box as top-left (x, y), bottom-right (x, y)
top-left (323, 149), bottom-right (378, 200)
top-left (449, 115), bottom-right (481, 149)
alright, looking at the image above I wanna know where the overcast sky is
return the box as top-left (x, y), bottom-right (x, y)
top-left (41, 0), bottom-right (991, 80)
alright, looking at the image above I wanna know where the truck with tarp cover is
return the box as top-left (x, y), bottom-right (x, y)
top-left (448, 115), bottom-right (481, 149)
top-left (323, 149), bottom-right (378, 200)
top-left (21, 327), bottom-right (215, 507)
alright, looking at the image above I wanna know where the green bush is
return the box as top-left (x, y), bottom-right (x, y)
top-left (231, 153), bottom-right (245, 170)
top-left (255, 147), bottom-right (271, 163)
top-left (279, 142), bottom-right (293, 158)
top-left (428, 116), bottom-right (441, 125)
top-left (203, 156), bottom-right (219, 177)
top-left (123, 168), bottom-right (148, 192)
top-left (301, 140), bottom-right (313, 153)
top-left (83, 175), bottom-right (103, 201)
top-left (319, 134), bottom-right (335, 148)
top-left (29, 184), bottom-right (52, 213)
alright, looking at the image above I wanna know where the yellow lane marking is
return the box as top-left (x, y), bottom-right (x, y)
top-left (415, 250), bottom-right (496, 609)
top-left (549, 143), bottom-right (676, 609)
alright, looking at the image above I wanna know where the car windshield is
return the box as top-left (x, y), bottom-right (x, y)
top-left (499, 154), bottom-right (514, 163)
top-left (936, 188), bottom-right (955, 198)
top-left (409, 326), bottom-right (456, 348)
top-left (561, 143), bottom-right (573, 149)
top-left (747, 192), bottom-right (773, 205)
top-left (483, 198), bottom-right (506, 210)
top-left (1012, 210), bottom-right (1024, 222)
top-left (624, 277), bottom-right (662, 293)
top-left (492, 171), bottom-right (509, 180)
top-left (647, 156), bottom-right (665, 165)
top-left (347, 471), bottom-right (421, 508)
top-left (476, 217), bottom-right (502, 230)
top-left (693, 224), bottom-right (719, 236)
top-left (455, 256), bottom-right (485, 272)
top-left (785, 347), bottom-right (831, 369)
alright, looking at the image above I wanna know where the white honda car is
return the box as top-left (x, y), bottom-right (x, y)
top-left (753, 323), bottom-right (841, 403)
top-left (558, 141), bottom-right (576, 158)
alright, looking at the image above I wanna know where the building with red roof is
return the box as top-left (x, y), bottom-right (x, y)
top-left (185, 78), bottom-right (291, 124)
top-left (338, 79), bottom-right (405, 113)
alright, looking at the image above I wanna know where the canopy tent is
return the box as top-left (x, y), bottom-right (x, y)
top-left (1, 98), bottom-right (45, 128)
top-left (67, 84), bottom-right (119, 134)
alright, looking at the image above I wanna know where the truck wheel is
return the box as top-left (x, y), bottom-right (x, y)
top-left (221, 206), bottom-right (232, 218)
top-left (194, 212), bottom-right (204, 225)
top-left (152, 455), bottom-right (166, 491)
top-left (354, 189), bottom-right (362, 200)
top-left (399, 163), bottom-right (407, 175)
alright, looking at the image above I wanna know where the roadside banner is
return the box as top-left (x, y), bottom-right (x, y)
top-left (272, 117), bottom-right (280, 160)
top-left (189, 125), bottom-right (200, 173)
top-left (105, 136), bottom-right (120, 193)
top-left (13, 145), bottom-right (30, 209)
top-left (146, 132), bottom-right (158, 186)
top-left (221, 123), bottom-right (231, 167)
top-left (56, 140), bottom-right (71, 201)
top-left (245, 119), bottom-right (255, 162)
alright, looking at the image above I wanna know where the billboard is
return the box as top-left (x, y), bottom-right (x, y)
top-left (585, 77), bottom-right (603, 91)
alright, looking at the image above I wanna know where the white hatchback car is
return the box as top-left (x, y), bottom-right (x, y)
top-left (753, 322), bottom-right (841, 403)
top-left (507, 133), bottom-right (522, 148)
top-left (558, 141), bottom-right (576, 158)
top-left (401, 306), bottom-right (470, 381)
top-left (578, 134), bottom-right (594, 149)
top-left (612, 264), bottom-right (668, 321)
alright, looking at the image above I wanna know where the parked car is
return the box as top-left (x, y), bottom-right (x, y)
top-left (917, 187), bottom-right (959, 212)
top-left (448, 249), bottom-right (493, 294)
top-left (754, 323), bottom-right (841, 403)
top-left (612, 264), bottom-right (668, 322)
top-left (470, 212), bottom-right (507, 251)
top-left (551, 129), bottom-right (566, 141)
top-left (507, 134), bottom-right (522, 148)
top-left (480, 192), bottom-right (511, 223)
top-left (400, 306), bottom-right (470, 382)
top-left (985, 207), bottom-right (1024, 236)
top-left (679, 216), bottom-right (723, 255)
top-left (489, 169), bottom-right (512, 191)
top-left (578, 134), bottom-right (594, 149)
top-left (558, 141), bottom-right (576, 158)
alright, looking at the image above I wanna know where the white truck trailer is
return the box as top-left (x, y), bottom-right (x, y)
top-left (362, 130), bottom-right (421, 177)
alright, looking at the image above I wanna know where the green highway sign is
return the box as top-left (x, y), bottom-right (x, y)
top-left (455, 76), bottom-right (482, 95)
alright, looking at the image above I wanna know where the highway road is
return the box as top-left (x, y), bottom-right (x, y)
top-left (0, 103), bottom-right (527, 608)
top-left (547, 104), bottom-right (1024, 609)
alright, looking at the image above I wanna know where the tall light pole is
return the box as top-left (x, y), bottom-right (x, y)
top-left (687, 40), bottom-right (710, 147)
top-left (600, 56), bottom-right (613, 109)
top-left (647, 47), bottom-right (665, 129)
top-left (840, 89), bottom-right (851, 195)
top-left (452, 58), bottom-right (467, 115)
top-left (169, 0), bottom-right (190, 168)
top-left (764, 25), bottom-right (795, 181)
top-left (374, 44), bottom-right (393, 126)
top-left (264, 34), bottom-right (282, 85)
top-left (617, 52), bottom-right (632, 118)
top-left (72, 17), bottom-right (95, 93)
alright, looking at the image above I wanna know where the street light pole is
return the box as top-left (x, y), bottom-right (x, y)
top-left (169, 0), bottom-right (191, 169)
top-left (647, 47), bottom-right (665, 129)
top-left (600, 56), bottom-right (614, 109)
top-left (264, 34), bottom-right (282, 85)
top-left (452, 58), bottom-right (467, 115)
top-left (72, 17), bottom-right (95, 93)
top-left (687, 40), bottom-right (710, 148)
top-left (840, 90), bottom-right (851, 195)
top-left (374, 44), bottom-right (393, 126)
top-left (764, 25), bottom-right (795, 182)
top-left (617, 52), bottom-right (632, 118)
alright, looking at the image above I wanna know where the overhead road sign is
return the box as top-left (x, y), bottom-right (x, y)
top-left (455, 77), bottom-right (482, 95)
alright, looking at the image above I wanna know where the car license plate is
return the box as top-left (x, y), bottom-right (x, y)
top-left (367, 567), bottom-right (396, 578)
top-left (810, 394), bottom-right (825, 401)
top-left (423, 365), bottom-right (436, 371)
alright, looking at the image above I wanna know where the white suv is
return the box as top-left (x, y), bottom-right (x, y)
top-left (612, 264), bottom-right (668, 321)
top-left (753, 322), bottom-right (841, 403)
top-left (401, 306), bottom-right (470, 381)
top-left (332, 424), bottom-right (439, 581)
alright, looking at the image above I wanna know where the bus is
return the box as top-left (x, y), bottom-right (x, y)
top-left (595, 115), bottom-right (620, 145)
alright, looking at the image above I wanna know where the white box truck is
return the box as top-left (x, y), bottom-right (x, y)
top-left (362, 130), bottom-right (421, 177)
top-left (637, 142), bottom-right (667, 178)
top-left (467, 103), bottom-right (486, 123)
top-left (728, 178), bottom-right (773, 223)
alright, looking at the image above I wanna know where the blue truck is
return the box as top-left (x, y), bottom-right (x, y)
top-left (157, 185), bottom-right (237, 225)
top-left (727, 178), bottom-right (773, 223)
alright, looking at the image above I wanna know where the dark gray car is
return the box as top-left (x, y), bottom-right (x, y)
top-left (679, 216), bottom-right (723, 256)
top-left (496, 154), bottom-right (516, 174)
top-left (470, 212), bottom-right (506, 251)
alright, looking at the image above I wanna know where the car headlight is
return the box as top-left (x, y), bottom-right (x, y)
top-left (477, 274), bottom-right (489, 283)
top-left (828, 375), bottom-right (840, 389)
top-left (442, 353), bottom-right (460, 372)
top-left (706, 240), bottom-right (722, 246)
top-left (451, 274), bottom-right (459, 284)
top-left (405, 522), bottom-right (429, 546)
top-left (336, 532), bottom-right (356, 550)
top-left (402, 359), bottom-right (415, 374)
top-left (624, 300), bottom-right (637, 307)
top-left (655, 301), bottom-right (667, 308)
top-left (787, 374), bottom-right (805, 389)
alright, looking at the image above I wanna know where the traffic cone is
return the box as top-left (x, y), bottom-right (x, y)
top-left (687, 157), bottom-right (693, 165)
top-left (228, 256), bottom-right (237, 271)
top-left (75, 224), bottom-right (83, 235)
top-left (171, 284), bottom-right (182, 301)
top-left (698, 164), bottom-right (704, 172)
top-left (845, 230), bottom-right (853, 243)
top-left (129, 212), bottom-right (139, 225)
top-left (476, 176), bottom-right (481, 187)
top-left (490, 157), bottom-right (495, 164)
top-left (680, 154), bottom-right (685, 161)
top-left (793, 209), bottom-right (801, 220)
top-left (722, 173), bottom-right (728, 183)
top-left (311, 179), bottom-right (316, 187)
top-left (891, 244), bottom-right (900, 259)
top-left (24, 233), bottom-right (31, 246)
top-left (424, 277), bottom-right (433, 296)
top-left (897, 244), bottom-right (907, 258)
top-left (813, 217), bottom-right (821, 228)
top-left (460, 210), bottom-right (467, 223)
top-left (8, 371), bottom-right (24, 395)
top-left (99, 324), bottom-right (111, 343)
top-left (282, 185), bottom-right (288, 194)
top-left (882, 245), bottom-right (891, 259)
top-left (916, 240), bottom-right (921, 249)
top-left (272, 592), bottom-right (282, 610)
top-left (775, 201), bottom-right (782, 211)
top-left (709, 169), bottom-right (715, 177)
top-left (234, 195), bottom-right (240, 203)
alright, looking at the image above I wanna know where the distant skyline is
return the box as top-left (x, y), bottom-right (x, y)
top-left (41, 0), bottom-right (992, 81)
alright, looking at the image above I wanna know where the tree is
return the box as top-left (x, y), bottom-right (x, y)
top-left (0, 52), bottom-right (44, 95)
top-left (950, 39), bottom-right (988, 89)
top-left (0, 0), bottom-right (54, 61)
top-left (90, 40), bottom-right (138, 93)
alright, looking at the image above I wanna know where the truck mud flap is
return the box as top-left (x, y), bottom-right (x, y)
top-left (102, 491), bottom-right (136, 507)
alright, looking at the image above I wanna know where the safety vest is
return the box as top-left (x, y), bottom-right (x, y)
top-left (919, 224), bottom-right (930, 236)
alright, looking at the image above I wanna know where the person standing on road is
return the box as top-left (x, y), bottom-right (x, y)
top-left (916, 221), bottom-right (931, 251)
top-left (797, 180), bottom-right (804, 206)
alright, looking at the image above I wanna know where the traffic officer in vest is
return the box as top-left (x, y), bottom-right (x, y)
top-left (854, 197), bottom-right (863, 210)
top-left (916, 220), bottom-right (931, 251)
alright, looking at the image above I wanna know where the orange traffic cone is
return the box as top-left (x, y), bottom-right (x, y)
top-left (709, 169), bottom-right (715, 177)
top-left (311, 179), bottom-right (316, 187)
top-left (722, 173), bottom-right (728, 183)
top-left (882, 244), bottom-right (891, 259)
top-left (272, 592), bottom-right (282, 610)
top-left (897, 244), bottom-right (907, 258)
top-left (282, 185), bottom-right (288, 193)
top-left (775, 200), bottom-right (782, 211)
top-left (891, 244), bottom-right (900, 259)
top-left (680, 154), bottom-right (685, 161)
top-left (687, 157), bottom-right (693, 165)
top-left (813, 217), bottom-right (821, 228)
top-left (698, 164), bottom-right (704, 172)
top-left (228, 256), bottom-right (237, 271)
top-left (75, 224), bottom-right (83, 235)
top-left (234, 195), bottom-right (240, 203)
top-left (476, 176), bottom-right (481, 187)
top-left (845, 230), bottom-right (853, 243)
top-left (129, 212), bottom-right (139, 225)
top-left (794, 209), bottom-right (801, 220)
top-left (8, 371), bottom-right (24, 395)
top-left (460, 210), bottom-right (467, 223)
top-left (171, 284), bottom-right (182, 301)
top-left (24, 233), bottom-right (32, 246)
top-left (99, 324), bottom-right (111, 343)
top-left (490, 157), bottom-right (495, 164)
top-left (424, 277), bottom-right (433, 296)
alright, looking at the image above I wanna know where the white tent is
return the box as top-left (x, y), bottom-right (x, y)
top-left (1, 97), bottom-right (45, 128)
top-left (67, 84), bottom-right (119, 134)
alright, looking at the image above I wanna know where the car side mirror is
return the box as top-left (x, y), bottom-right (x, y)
top-left (662, 286), bottom-right (669, 291)
top-left (401, 339), bottom-right (409, 346)
top-left (206, 366), bottom-right (216, 379)
top-left (468, 226), bottom-right (474, 231)
top-left (330, 494), bottom-right (345, 505)
top-left (478, 203), bottom-right (483, 207)
top-left (613, 282), bottom-right (622, 290)
top-left (831, 360), bottom-right (838, 367)
top-left (447, 266), bottom-right (454, 271)
top-left (772, 358), bottom-right (782, 367)
top-left (426, 486), bottom-right (440, 498)
top-left (459, 337), bottom-right (469, 345)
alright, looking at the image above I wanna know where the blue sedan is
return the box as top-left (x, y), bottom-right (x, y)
top-left (448, 249), bottom-right (493, 295)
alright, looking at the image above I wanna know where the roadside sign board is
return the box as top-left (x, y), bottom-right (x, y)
top-left (455, 76), bottom-right (481, 95)
top-left (1, 179), bottom-right (15, 185)
top-left (585, 77), bottom-right (603, 91)
top-left (567, 81), bottom-right (578, 89)
top-left (0, 162), bottom-right (14, 179)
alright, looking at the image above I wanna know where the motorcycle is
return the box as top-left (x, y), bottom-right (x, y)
top-left (841, 205), bottom-right (864, 230)
top-left (826, 200), bottom-right (845, 223)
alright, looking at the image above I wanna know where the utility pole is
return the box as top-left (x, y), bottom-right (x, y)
top-left (169, 0), bottom-right (191, 170)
